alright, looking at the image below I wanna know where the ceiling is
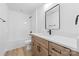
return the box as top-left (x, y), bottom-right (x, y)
top-left (7, 3), bottom-right (44, 14)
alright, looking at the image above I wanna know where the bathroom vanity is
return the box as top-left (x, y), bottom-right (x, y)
top-left (31, 33), bottom-right (79, 56)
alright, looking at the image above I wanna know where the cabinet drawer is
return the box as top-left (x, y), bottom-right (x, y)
top-left (49, 42), bottom-right (70, 56)
top-left (32, 35), bottom-right (48, 49)
top-left (70, 50), bottom-right (79, 56)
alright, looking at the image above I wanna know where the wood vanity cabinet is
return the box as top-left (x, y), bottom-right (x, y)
top-left (32, 35), bottom-right (79, 56)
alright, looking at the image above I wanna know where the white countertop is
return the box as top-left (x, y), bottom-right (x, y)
top-left (30, 33), bottom-right (79, 52)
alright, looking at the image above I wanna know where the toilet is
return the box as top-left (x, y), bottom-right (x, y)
top-left (25, 35), bottom-right (32, 50)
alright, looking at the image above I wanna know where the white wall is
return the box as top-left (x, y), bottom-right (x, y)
top-left (60, 3), bottom-right (79, 34)
top-left (0, 3), bottom-right (31, 55)
top-left (6, 10), bottom-right (30, 50)
top-left (31, 4), bottom-right (58, 34)
top-left (0, 3), bottom-right (8, 21)
top-left (32, 3), bottom-right (79, 36)
top-left (0, 3), bottom-right (9, 55)
top-left (31, 5), bottom-right (46, 33)
top-left (31, 10), bottom-right (37, 33)
top-left (36, 5), bottom-right (45, 33)
top-left (0, 5), bottom-right (30, 55)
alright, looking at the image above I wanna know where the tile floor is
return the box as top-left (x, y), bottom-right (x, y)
top-left (5, 47), bottom-right (32, 56)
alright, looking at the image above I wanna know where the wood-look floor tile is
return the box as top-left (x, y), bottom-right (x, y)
top-left (5, 47), bottom-right (32, 56)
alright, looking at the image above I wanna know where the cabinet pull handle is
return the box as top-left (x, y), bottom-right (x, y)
top-left (52, 48), bottom-right (61, 54)
top-left (49, 54), bottom-right (51, 56)
top-left (37, 46), bottom-right (41, 52)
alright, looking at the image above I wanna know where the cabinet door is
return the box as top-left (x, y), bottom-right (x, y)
top-left (32, 36), bottom-right (48, 56)
top-left (70, 50), bottom-right (79, 56)
top-left (32, 39), bottom-right (36, 56)
top-left (33, 36), bottom-right (48, 49)
top-left (39, 45), bottom-right (48, 56)
top-left (32, 37), bottom-right (40, 56)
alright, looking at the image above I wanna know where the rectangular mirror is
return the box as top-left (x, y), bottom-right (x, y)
top-left (45, 4), bottom-right (60, 30)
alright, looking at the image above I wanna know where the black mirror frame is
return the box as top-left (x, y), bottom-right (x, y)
top-left (45, 4), bottom-right (60, 30)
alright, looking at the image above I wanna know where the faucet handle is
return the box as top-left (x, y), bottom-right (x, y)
top-left (48, 29), bottom-right (51, 35)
